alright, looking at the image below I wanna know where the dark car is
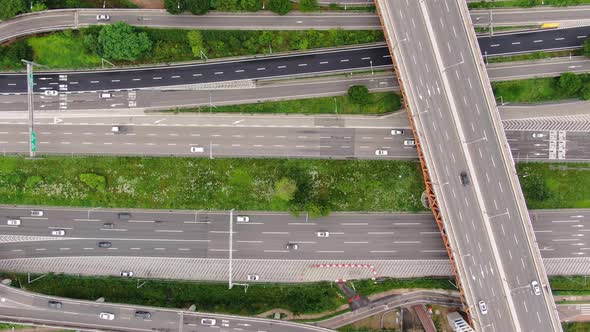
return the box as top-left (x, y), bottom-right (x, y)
top-left (135, 311), bottom-right (152, 319)
top-left (460, 171), bottom-right (470, 186)
top-left (118, 213), bottom-right (131, 220)
top-left (48, 300), bottom-right (63, 309)
top-left (98, 241), bottom-right (112, 248)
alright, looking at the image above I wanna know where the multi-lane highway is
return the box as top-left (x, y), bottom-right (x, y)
top-left (0, 114), bottom-right (587, 161)
top-left (0, 283), bottom-right (332, 332)
top-left (1, 26), bottom-right (588, 94)
top-left (2, 7), bottom-right (590, 43)
top-left (0, 206), bottom-right (589, 278)
top-left (376, 0), bottom-right (560, 331)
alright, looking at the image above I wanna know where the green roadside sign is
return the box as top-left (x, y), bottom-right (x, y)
top-left (31, 132), bottom-right (37, 152)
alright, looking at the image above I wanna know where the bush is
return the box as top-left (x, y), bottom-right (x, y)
top-left (32, 2), bottom-right (48, 11)
top-left (98, 22), bottom-right (152, 61)
top-left (0, 0), bottom-right (26, 20)
top-left (187, 0), bottom-right (209, 14)
top-left (187, 30), bottom-right (204, 57)
top-left (274, 177), bottom-right (297, 201)
top-left (165, 0), bottom-right (185, 14)
top-left (0, 40), bottom-right (31, 70)
top-left (240, 0), bottom-right (261, 11)
top-left (79, 173), bottom-right (106, 191)
top-left (558, 72), bottom-right (583, 95)
top-left (348, 85), bottom-right (370, 105)
top-left (25, 176), bottom-right (43, 189)
top-left (299, 0), bottom-right (319, 11)
top-left (268, 0), bottom-right (292, 15)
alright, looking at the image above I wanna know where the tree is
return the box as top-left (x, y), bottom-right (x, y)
top-left (31, 2), bottom-right (48, 12)
top-left (268, 0), bottom-right (292, 15)
top-left (558, 72), bottom-right (582, 95)
top-left (83, 34), bottom-right (101, 55)
top-left (0, 0), bottom-right (27, 20)
top-left (187, 0), bottom-right (209, 14)
top-left (274, 177), bottom-right (297, 201)
top-left (98, 22), bottom-right (152, 61)
top-left (216, 0), bottom-right (239, 10)
top-left (165, 0), bottom-right (185, 14)
top-left (583, 38), bottom-right (590, 58)
top-left (187, 30), bottom-right (204, 57)
top-left (299, 0), bottom-right (319, 12)
top-left (240, 0), bottom-right (261, 11)
top-left (348, 85), bottom-right (370, 105)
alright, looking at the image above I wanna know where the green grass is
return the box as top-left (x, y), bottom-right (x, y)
top-left (469, 0), bottom-right (590, 9)
top-left (0, 156), bottom-right (426, 215)
top-left (474, 25), bottom-right (537, 34)
top-left (487, 50), bottom-right (582, 64)
top-left (492, 74), bottom-right (590, 103)
top-left (165, 92), bottom-right (402, 115)
top-left (0, 323), bottom-right (27, 329)
top-left (0, 273), bottom-right (346, 316)
top-left (292, 308), bottom-right (352, 323)
top-left (27, 31), bottom-right (101, 69)
top-left (353, 278), bottom-right (456, 297)
top-left (563, 322), bottom-right (590, 332)
top-left (549, 276), bottom-right (590, 296)
top-left (518, 163), bottom-right (590, 209)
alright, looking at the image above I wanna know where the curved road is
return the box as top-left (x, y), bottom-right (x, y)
top-left (0, 283), bottom-right (332, 332)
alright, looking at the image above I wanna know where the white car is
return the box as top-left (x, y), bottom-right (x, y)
top-left (190, 146), bottom-right (204, 153)
top-left (201, 318), bottom-right (216, 326)
top-left (111, 126), bottom-right (120, 133)
top-left (403, 139), bottom-right (416, 146)
top-left (96, 14), bottom-right (110, 21)
top-left (532, 133), bottom-right (545, 138)
top-left (375, 149), bottom-right (388, 156)
top-left (531, 280), bottom-right (541, 295)
top-left (236, 215), bottom-right (250, 222)
top-left (99, 92), bottom-right (112, 99)
top-left (99, 312), bottom-right (115, 320)
top-left (391, 129), bottom-right (404, 135)
top-left (478, 301), bottom-right (488, 315)
top-left (7, 219), bottom-right (21, 226)
top-left (31, 210), bottom-right (44, 217)
top-left (51, 230), bottom-right (65, 236)
top-left (317, 231), bottom-right (330, 238)
top-left (247, 274), bottom-right (260, 281)
top-left (44, 90), bottom-right (58, 96)
top-left (120, 271), bottom-right (134, 277)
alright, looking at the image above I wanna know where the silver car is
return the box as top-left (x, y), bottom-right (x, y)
top-left (96, 14), bottom-right (110, 21)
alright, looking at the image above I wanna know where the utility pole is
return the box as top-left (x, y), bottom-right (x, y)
top-left (228, 209), bottom-right (234, 289)
top-left (21, 60), bottom-right (48, 158)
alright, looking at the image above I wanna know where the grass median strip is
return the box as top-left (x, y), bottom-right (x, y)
top-left (492, 73), bottom-right (590, 103)
top-left (164, 92), bottom-right (401, 115)
top-left (0, 156), bottom-right (426, 215)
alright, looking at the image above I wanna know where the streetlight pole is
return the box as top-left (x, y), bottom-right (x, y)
top-left (21, 60), bottom-right (48, 159)
top-left (370, 60), bottom-right (374, 75)
top-left (228, 209), bottom-right (234, 289)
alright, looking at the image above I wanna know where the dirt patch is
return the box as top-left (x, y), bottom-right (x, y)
top-left (129, 0), bottom-right (164, 8)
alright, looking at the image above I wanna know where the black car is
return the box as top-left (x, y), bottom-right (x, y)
top-left (48, 300), bottom-right (63, 309)
top-left (98, 241), bottom-right (112, 248)
top-left (135, 311), bottom-right (152, 319)
top-left (460, 171), bottom-right (470, 186)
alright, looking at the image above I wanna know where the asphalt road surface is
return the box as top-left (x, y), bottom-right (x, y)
top-left (2, 7), bottom-right (590, 43)
top-left (1, 26), bottom-right (588, 94)
top-left (376, 1), bottom-right (560, 331)
top-left (0, 283), bottom-right (332, 332)
top-left (0, 117), bottom-right (587, 161)
top-left (0, 206), bottom-right (589, 262)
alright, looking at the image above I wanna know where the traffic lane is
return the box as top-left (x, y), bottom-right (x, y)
top-left (0, 46), bottom-right (391, 93)
top-left (0, 239), bottom-right (210, 260)
top-left (0, 11), bottom-right (75, 43)
top-left (433, 1), bottom-right (554, 329)
top-left (0, 125), bottom-right (418, 160)
top-left (0, 285), bottom-right (330, 332)
top-left (487, 57), bottom-right (590, 81)
top-left (389, 1), bottom-right (512, 329)
top-left (507, 131), bottom-right (590, 162)
top-left (480, 26), bottom-right (590, 56)
top-left (78, 10), bottom-right (381, 30)
top-left (471, 7), bottom-right (590, 26)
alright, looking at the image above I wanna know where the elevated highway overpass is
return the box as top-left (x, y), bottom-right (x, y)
top-left (375, 0), bottom-right (561, 330)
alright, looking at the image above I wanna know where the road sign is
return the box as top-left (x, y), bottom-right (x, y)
top-left (31, 132), bottom-right (37, 152)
